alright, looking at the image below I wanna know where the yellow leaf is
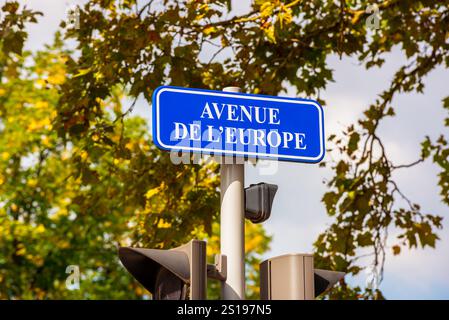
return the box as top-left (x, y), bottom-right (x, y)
top-left (264, 24), bottom-right (276, 43)
top-left (35, 224), bottom-right (45, 234)
top-left (125, 142), bottom-right (133, 150)
top-left (80, 150), bottom-right (88, 160)
top-left (195, 13), bottom-right (205, 21)
top-left (260, 2), bottom-right (275, 18)
top-left (145, 182), bottom-right (166, 199)
top-left (199, 4), bottom-right (210, 11)
top-left (16, 245), bottom-right (26, 256)
top-left (41, 136), bottom-right (52, 147)
top-left (94, 72), bottom-right (103, 81)
top-left (36, 79), bottom-right (46, 87)
top-left (57, 240), bottom-right (70, 249)
top-left (157, 219), bottom-right (171, 228)
top-left (47, 72), bottom-right (65, 85)
top-left (145, 187), bottom-right (160, 199)
top-left (91, 133), bottom-right (100, 142)
top-left (73, 68), bottom-right (92, 78)
top-left (27, 179), bottom-right (38, 188)
top-left (278, 6), bottom-right (292, 28)
top-left (203, 26), bottom-right (217, 36)
top-left (35, 101), bottom-right (49, 109)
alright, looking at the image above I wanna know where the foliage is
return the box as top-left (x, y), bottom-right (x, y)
top-left (0, 2), bottom-right (272, 299)
top-left (1, 0), bottom-right (448, 299)
top-left (0, 37), bottom-right (146, 298)
top-left (0, 1), bottom-right (42, 77)
top-left (58, 0), bottom-right (448, 299)
top-left (312, 1), bottom-right (449, 298)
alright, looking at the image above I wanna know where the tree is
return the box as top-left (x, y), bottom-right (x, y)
top-left (0, 2), bottom-right (271, 299)
top-left (57, 0), bottom-right (448, 299)
top-left (0, 37), bottom-right (142, 299)
top-left (1, 0), bottom-right (448, 299)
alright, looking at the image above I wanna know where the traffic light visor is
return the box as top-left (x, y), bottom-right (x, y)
top-left (314, 269), bottom-right (345, 297)
top-left (118, 247), bottom-right (190, 294)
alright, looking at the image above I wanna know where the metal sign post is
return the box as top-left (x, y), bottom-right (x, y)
top-left (220, 86), bottom-right (245, 300)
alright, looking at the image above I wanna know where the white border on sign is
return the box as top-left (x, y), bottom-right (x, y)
top-left (155, 87), bottom-right (325, 162)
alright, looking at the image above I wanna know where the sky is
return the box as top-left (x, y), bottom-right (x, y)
top-left (10, 0), bottom-right (449, 299)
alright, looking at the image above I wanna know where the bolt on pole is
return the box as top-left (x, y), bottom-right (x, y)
top-left (220, 86), bottom-right (245, 300)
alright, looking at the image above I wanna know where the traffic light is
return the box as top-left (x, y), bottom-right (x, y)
top-left (118, 239), bottom-right (207, 300)
top-left (244, 182), bottom-right (278, 223)
top-left (260, 254), bottom-right (345, 300)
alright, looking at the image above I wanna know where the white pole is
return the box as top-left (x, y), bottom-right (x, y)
top-left (220, 86), bottom-right (245, 300)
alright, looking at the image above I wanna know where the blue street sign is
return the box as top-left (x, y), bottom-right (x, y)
top-left (152, 86), bottom-right (325, 163)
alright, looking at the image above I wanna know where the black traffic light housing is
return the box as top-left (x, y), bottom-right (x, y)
top-left (119, 240), bottom-right (207, 300)
top-left (245, 182), bottom-right (278, 223)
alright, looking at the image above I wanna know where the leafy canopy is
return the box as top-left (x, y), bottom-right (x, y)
top-left (1, 0), bottom-right (448, 299)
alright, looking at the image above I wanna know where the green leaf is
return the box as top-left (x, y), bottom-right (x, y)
top-left (322, 192), bottom-right (338, 215)
top-left (347, 132), bottom-right (360, 155)
top-left (357, 232), bottom-right (374, 246)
